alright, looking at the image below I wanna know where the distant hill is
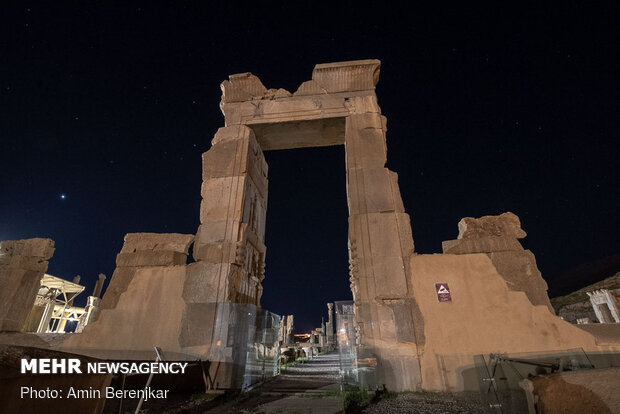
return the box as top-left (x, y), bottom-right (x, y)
top-left (550, 271), bottom-right (620, 314)
top-left (546, 253), bottom-right (620, 298)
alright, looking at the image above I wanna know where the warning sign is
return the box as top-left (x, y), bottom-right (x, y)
top-left (435, 283), bottom-right (452, 302)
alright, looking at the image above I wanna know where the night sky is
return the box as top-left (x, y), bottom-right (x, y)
top-left (1, 4), bottom-right (618, 333)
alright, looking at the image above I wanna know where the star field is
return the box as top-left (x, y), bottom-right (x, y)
top-left (1, 3), bottom-right (619, 332)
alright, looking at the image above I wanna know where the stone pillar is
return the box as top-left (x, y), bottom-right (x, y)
top-left (286, 315), bottom-right (294, 345)
top-left (191, 125), bottom-right (268, 306)
top-left (345, 105), bottom-right (421, 390)
top-left (93, 273), bottom-right (106, 298)
top-left (179, 125), bottom-right (268, 387)
top-left (74, 274), bottom-right (106, 333)
top-left (326, 303), bottom-right (334, 347)
top-left (0, 238), bottom-right (54, 332)
top-left (75, 296), bottom-right (101, 333)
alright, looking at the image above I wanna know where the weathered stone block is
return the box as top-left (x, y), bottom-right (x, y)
top-left (348, 111), bottom-right (384, 129)
top-left (0, 238), bottom-right (54, 333)
top-left (458, 212), bottom-right (526, 240)
top-left (179, 303), bottom-right (218, 347)
top-left (353, 256), bottom-right (408, 299)
top-left (61, 266), bottom-right (187, 358)
top-left (99, 268), bottom-right (137, 310)
top-left (349, 212), bottom-right (414, 259)
top-left (345, 113), bottom-right (387, 169)
top-left (373, 256), bottom-right (409, 298)
top-left (200, 177), bottom-right (246, 223)
top-left (442, 236), bottom-right (524, 254)
top-left (220, 73), bottom-right (268, 103)
top-left (347, 167), bottom-right (405, 214)
top-left (487, 249), bottom-right (553, 312)
top-left (0, 269), bottom-right (45, 331)
top-left (377, 304), bottom-right (397, 340)
top-left (202, 138), bottom-right (248, 180)
top-left (211, 124), bottom-right (254, 145)
top-left (312, 59), bottom-right (380, 93)
top-left (384, 299), bottom-right (417, 343)
top-left (380, 354), bottom-right (422, 392)
top-left (195, 221), bottom-right (241, 245)
top-left (183, 262), bottom-right (230, 303)
top-left (293, 79), bottom-right (324, 96)
top-left (204, 130), bottom-right (267, 199)
top-left (115, 251), bottom-right (187, 267)
top-left (193, 242), bottom-right (238, 264)
top-left (120, 233), bottom-right (194, 254)
top-left (343, 95), bottom-right (380, 114)
top-left (0, 238), bottom-right (55, 259)
top-left (0, 256), bottom-right (48, 272)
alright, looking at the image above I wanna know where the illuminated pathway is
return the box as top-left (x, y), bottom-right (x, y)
top-left (256, 351), bottom-right (343, 413)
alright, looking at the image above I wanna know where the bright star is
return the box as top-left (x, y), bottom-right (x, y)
top-left (60, 194), bottom-right (67, 200)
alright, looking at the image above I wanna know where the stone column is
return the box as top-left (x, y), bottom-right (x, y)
top-left (93, 273), bottom-right (106, 298)
top-left (75, 296), bottom-right (101, 333)
top-left (326, 303), bottom-right (334, 347)
top-left (345, 105), bottom-right (421, 390)
top-left (0, 238), bottom-right (54, 332)
top-left (75, 274), bottom-right (107, 333)
top-left (286, 315), bottom-right (294, 345)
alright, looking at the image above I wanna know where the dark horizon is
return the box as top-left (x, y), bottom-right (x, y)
top-left (1, 3), bottom-right (618, 333)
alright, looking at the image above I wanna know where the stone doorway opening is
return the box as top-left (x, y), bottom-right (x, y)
top-left (260, 144), bottom-right (351, 333)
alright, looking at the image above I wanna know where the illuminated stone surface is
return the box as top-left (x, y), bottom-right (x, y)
top-left (0, 238), bottom-right (54, 332)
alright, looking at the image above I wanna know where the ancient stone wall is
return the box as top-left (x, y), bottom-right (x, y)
top-left (0, 239), bottom-right (54, 332)
top-left (442, 212), bottom-right (554, 312)
top-left (278, 315), bottom-right (294, 345)
top-left (60, 233), bottom-right (193, 360)
top-left (407, 251), bottom-right (618, 391)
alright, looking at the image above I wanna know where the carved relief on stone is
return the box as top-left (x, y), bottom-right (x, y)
top-left (227, 225), bottom-right (266, 305)
top-left (347, 239), bottom-right (360, 302)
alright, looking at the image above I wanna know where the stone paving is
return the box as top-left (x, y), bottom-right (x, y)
top-left (255, 351), bottom-right (343, 413)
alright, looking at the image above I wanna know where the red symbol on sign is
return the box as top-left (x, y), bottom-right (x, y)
top-left (435, 283), bottom-right (452, 302)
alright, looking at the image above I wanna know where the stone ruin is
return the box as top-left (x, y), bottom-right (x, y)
top-left (442, 212), bottom-right (554, 313)
top-left (587, 289), bottom-right (620, 323)
top-left (1, 60), bottom-right (620, 394)
top-left (278, 314), bottom-right (294, 346)
top-left (0, 239), bottom-right (55, 332)
top-left (0, 237), bottom-right (107, 336)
